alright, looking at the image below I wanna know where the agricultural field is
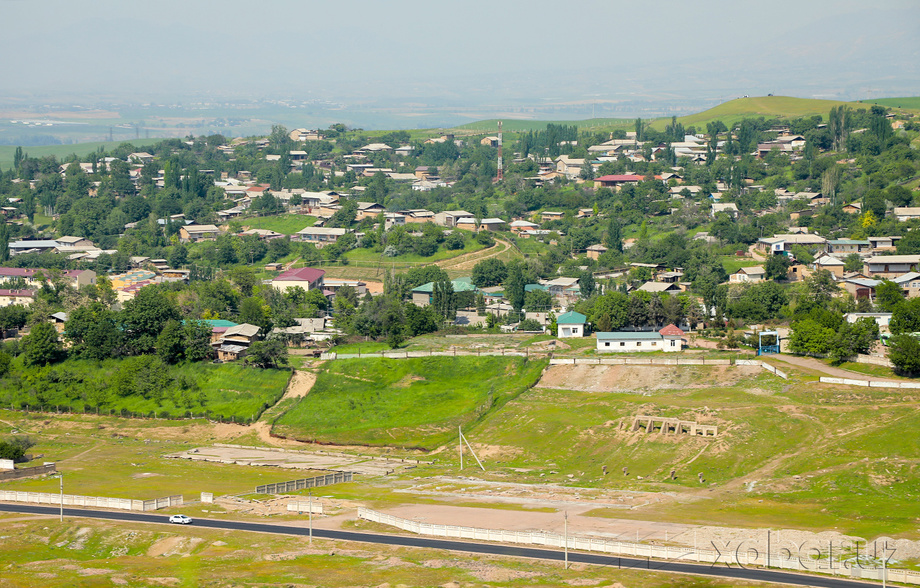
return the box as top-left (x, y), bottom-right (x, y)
top-left (272, 356), bottom-right (547, 449)
top-left (344, 236), bottom-right (486, 264)
top-left (0, 139), bottom-right (161, 171)
top-left (0, 359), bottom-right (291, 423)
top-left (240, 213), bottom-right (316, 235)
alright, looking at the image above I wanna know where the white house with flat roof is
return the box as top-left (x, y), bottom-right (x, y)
top-left (597, 325), bottom-right (684, 353)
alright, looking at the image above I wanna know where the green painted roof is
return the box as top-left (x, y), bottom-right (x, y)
top-left (185, 319), bottom-right (238, 328)
top-left (524, 284), bottom-right (547, 292)
top-left (412, 278), bottom-right (479, 294)
top-left (557, 311), bottom-right (587, 324)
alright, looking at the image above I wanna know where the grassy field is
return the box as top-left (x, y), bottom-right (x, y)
top-left (858, 96), bottom-right (920, 110)
top-left (272, 357), bottom-right (547, 449)
top-left (0, 359), bottom-right (291, 422)
top-left (240, 214), bottom-right (316, 235)
top-left (721, 255), bottom-right (763, 273)
top-left (668, 96), bottom-right (859, 130)
top-left (344, 236), bottom-right (485, 264)
top-left (0, 139), bottom-right (161, 171)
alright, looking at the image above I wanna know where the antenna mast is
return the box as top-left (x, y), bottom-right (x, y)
top-left (496, 120), bottom-right (503, 182)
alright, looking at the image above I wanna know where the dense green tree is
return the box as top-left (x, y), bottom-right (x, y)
top-left (891, 298), bottom-right (920, 335)
top-left (405, 303), bottom-right (440, 336)
top-left (765, 255), bottom-right (791, 281)
top-left (788, 319), bottom-right (835, 356)
top-left (65, 302), bottom-right (122, 360)
top-left (156, 319), bottom-right (185, 364)
top-left (432, 278), bottom-right (455, 322)
top-left (504, 263), bottom-right (526, 312)
top-left (239, 297), bottom-right (269, 331)
top-left (183, 320), bottom-right (214, 362)
top-left (22, 321), bottom-right (63, 367)
top-left (0, 305), bottom-right (29, 332)
top-left (875, 280), bottom-right (906, 312)
top-left (843, 253), bottom-right (863, 273)
top-left (525, 289), bottom-right (553, 312)
top-left (471, 258), bottom-right (507, 288)
top-left (590, 291), bottom-right (628, 332)
top-left (889, 335), bottom-right (920, 375)
top-left (121, 287), bottom-right (182, 354)
top-left (829, 317), bottom-right (879, 363)
top-left (244, 339), bottom-right (289, 369)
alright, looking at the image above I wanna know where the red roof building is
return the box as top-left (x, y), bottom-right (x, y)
top-left (272, 267), bottom-right (325, 292)
top-left (658, 324), bottom-right (685, 337)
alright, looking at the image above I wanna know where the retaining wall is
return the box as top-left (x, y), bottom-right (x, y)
top-left (0, 490), bottom-right (182, 512)
top-left (819, 377), bottom-right (920, 389)
top-left (256, 471), bottom-right (353, 494)
top-left (0, 463), bottom-right (56, 481)
top-left (319, 351), bottom-right (793, 380)
top-left (211, 443), bottom-right (431, 464)
top-left (287, 501), bottom-right (324, 514)
top-left (358, 507), bottom-right (920, 585)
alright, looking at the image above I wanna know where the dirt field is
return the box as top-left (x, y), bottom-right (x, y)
top-left (536, 364), bottom-right (763, 393)
top-left (164, 445), bottom-right (422, 476)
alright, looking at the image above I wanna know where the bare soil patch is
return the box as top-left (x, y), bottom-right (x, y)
top-left (536, 364), bottom-right (761, 393)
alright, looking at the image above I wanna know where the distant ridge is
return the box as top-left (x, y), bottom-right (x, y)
top-left (452, 95), bottom-right (920, 136)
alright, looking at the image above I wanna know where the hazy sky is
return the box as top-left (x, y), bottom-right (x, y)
top-left (2, 0), bottom-right (918, 104)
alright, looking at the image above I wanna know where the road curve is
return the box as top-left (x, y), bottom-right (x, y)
top-left (0, 503), bottom-right (881, 588)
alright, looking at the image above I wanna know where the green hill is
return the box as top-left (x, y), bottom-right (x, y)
top-left (857, 96), bottom-right (920, 110)
top-left (454, 95), bottom-right (920, 137)
top-left (0, 139), bottom-right (161, 171)
top-left (666, 95), bottom-right (857, 130)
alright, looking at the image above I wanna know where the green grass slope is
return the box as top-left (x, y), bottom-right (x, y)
top-left (668, 96), bottom-right (855, 129)
top-left (858, 96), bottom-right (920, 110)
top-left (0, 358), bottom-right (290, 422)
top-left (272, 356), bottom-right (547, 450)
top-left (241, 214), bottom-right (316, 235)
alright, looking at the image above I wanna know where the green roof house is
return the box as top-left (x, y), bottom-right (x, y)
top-left (410, 277), bottom-right (478, 306)
top-left (556, 311), bottom-right (587, 338)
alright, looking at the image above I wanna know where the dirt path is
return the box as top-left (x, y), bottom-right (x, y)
top-left (284, 369), bottom-right (317, 400)
top-left (767, 354), bottom-right (902, 382)
top-left (747, 243), bottom-right (766, 261)
top-left (209, 368), bottom-right (320, 447)
top-left (251, 368), bottom-right (318, 445)
top-left (437, 238), bottom-right (513, 271)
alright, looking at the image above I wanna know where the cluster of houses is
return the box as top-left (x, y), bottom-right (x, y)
top-left (746, 231), bottom-right (920, 300)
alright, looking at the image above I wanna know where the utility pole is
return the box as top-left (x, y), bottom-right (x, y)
top-left (58, 472), bottom-right (64, 522)
top-left (308, 489), bottom-right (313, 545)
top-left (564, 511), bottom-right (569, 570)
top-left (459, 425), bottom-right (463, 470)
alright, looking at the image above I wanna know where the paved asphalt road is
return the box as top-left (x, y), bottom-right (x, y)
top-left (0, 503), bottom-right (881, 588)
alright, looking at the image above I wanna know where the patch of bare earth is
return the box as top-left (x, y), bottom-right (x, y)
top-left (422, 559), bottom-right (542, 582)
top-left (536, 364), bottom-right (761, 392)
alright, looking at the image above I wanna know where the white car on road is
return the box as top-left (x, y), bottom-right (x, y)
top-left (168, 514), bottom-right (193, 524)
